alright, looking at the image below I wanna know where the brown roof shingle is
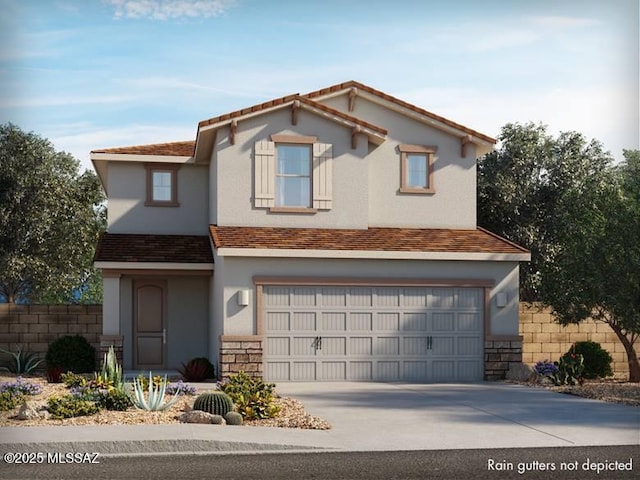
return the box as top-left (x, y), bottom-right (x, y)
top-left (91, 141), bottom-right (195, 157)
top-left (209, 226), bottom-right (528, 255)
top-left (94, 233), bottom-right (213, 263)
top-left (304, 80), bottom-right (496, 144)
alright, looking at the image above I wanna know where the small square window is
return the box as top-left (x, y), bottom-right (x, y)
top-left (399, 144), bottom-right (436, 194)
top-left (145, 164), bottom-right (180, 206)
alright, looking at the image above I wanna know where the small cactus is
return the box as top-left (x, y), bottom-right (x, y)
top-left (193, 391), bottom-right (233, 416)
top-left (224, 411), bottom-right (243, 426)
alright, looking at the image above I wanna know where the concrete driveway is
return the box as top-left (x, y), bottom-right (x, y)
top-left (276, 382), bottom-right (640, 451)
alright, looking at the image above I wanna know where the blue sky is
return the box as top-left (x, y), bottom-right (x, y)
top-left (1, 0), bottom-right (638, 172)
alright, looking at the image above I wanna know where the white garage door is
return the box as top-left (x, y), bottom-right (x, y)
top-left (263, 285), bottom-right (484, 382)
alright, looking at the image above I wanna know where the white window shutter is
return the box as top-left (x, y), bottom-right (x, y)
top-left (312, 143), bottom-right (333, 210)
top-left (254, 140), bottom-right (275, 208)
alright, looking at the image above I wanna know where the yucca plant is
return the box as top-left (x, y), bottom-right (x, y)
top-left (99, 346), bottom-right (123, 389)
top-left (130, 372), bottom-right (180, 411)
top-left (0, 345), bottom-right (43, 374)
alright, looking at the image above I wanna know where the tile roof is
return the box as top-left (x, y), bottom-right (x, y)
top-left (198, 95), bottom-right (387, 135)
top-left (91, 141), bottom-right (195, 157)
top-left (94, 233), bottom-right (213, 263)
top-left (304, 80), bottom-right (496, 144)
top-left (209, 226), bottom-right (528, 255)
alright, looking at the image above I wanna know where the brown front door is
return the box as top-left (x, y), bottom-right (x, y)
top-left (133, 280), bottom-right (167, 370)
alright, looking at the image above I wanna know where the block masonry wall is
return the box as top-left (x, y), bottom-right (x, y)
top-left (520, 303), bottom-right (638, 378)
top-left (0, 304), bottom-right (103, 367)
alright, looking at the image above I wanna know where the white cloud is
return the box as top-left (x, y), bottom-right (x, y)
top-left (0, 94), bottom-right (134, 109)
top-left (104, 0), bottom-right (236, 20)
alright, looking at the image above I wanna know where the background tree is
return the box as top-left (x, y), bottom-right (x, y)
top-left (539, 149), bottom-right (640, 381)
top-left (477, 122), bottom-right (613, 301)
top-left (0, 123), bottom-right (105, 304)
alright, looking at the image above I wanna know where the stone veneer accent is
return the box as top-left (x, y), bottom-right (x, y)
top-left (0, 304), bottom-right (102, 366)
top-left (219, 339), bottom-right (263, 378)
top-left (484, 339), bottom-right (523, 380)
top-left (99, 335), bottom-right (124, 365)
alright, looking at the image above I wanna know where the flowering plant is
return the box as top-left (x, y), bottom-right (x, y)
top-left (0, 376), bottom-right (42, 396)
top-left (166, 380), bottom-right (197, 396)
top-left (534, 360), bottom-right (559, 377)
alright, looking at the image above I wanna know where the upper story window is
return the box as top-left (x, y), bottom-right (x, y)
top-left (398, 144), bottom-right (437, 194)
top-left (276, 144), bottom-right (312, 208)
top-left (145, 164), bottom-right (180, 207)
top-left (254, 134), bottom-right (333, 213)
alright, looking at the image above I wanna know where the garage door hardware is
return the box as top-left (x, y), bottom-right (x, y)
top-left (426, 336), bottom-right (433, 350)
top-left (312, 336), bottom-right (323, 350)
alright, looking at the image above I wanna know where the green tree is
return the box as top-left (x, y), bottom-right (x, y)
top-left (539, 149), bottom-right (640, 382)
top-left (0, 123), bottom-right (105, 304)
top-left (477, 122), bottom-right (613, 301)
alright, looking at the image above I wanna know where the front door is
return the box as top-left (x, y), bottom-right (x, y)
top-left (133, 280), bottom-right (167, 370)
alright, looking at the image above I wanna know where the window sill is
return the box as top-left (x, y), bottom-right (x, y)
top-left (269, 207), bottom-right (318, 214)
top-left (145, 201), bottom-right (181, 207)
top-left (399, 187), bottom-right (435, 195)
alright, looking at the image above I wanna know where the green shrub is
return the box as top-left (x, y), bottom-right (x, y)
top-left (0, 391), bottom-right (24, 411)
top-left (98, 389), bottom-right (132, 411)
top-left (178, 357), bottom-right (216, 382)
top-left (219, 372), bottom-right (280, 420)
top-left (567, 341), bottom-right (613, 379)
top-left (61, 371), bottom-right (88, 388)
top-left (550, 350), bottom-right (585, 386)
top-left (45, 336), bottom-right (96, 373)
top-left (47, 395), bottom-right (100, 419)
top-left (193, 391), bottom-right (233, 416)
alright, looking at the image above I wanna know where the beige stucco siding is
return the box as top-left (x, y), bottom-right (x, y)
top-left (107, 162), bottom-right (209, 234)
top-left (321, 96), bottom-right (478, 229)
top-left (214, 255), bottom-right (520, 339)
top-left (212, 108), bottom-right (369, 229)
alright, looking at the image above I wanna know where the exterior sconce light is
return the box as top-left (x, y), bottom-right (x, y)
top-left (237, 289), bottom-right (250, 306)
top-left (495, 292), bottom-right (507, 308)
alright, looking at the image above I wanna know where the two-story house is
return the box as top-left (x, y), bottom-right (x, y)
top-left (92, 81), bottom-right (530, 382)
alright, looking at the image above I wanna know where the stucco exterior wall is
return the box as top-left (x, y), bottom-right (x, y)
top-left (212, 108), bottom-right (369, 229)
top-left (213, 255), bottom-right (520, 339)
top-left (320, 95), bottom-right (478, 229)
top-left (107, 162), bottom-right (209, 235)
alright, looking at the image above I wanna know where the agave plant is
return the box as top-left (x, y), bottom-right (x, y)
top-left (99, 346), bottom-right (123, 389)
top-left (130, 372), bottom-right (180, 411)
top-left (0, 345), bottom-right (44, 374)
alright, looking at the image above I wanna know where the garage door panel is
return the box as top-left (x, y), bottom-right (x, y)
top-left (266, 288), bottom-right (290, 306)
top-left (432, 336), bottom-right (455, 355)
top-left (432, 312), bottom-right (455, 331)
top-left (321, 362), bottom-right (346, 380)
top-left (292, 313), bottom-right (316, 331)
top-left (376, 312), bottom-right (400, 331)
top-left (350, 337), bottom-right (372, 355)
top-left (430, 288), bottom-right (455, 308)
top-left (433, 360), bottom-right (454, 381)
top-left (349, 288), bottom-right (373, 306)
top-left (404, 337), bottom-right (429, 355)
top-left (457, 336), bottom-right (481, 355)
top-left (402, 288), bottom-right (427, 307)
top-left (267, 362), bottom-right (290, 381)
top-left (293, 337), bottom-right (317, 356)
top-left (266, 337), bottom-right (290, 355)
top-left (457, 289), bottom-right (482, 308)
top-left (402, 313), bottom-right (427, 331)
top-left (458, 361), bottom-right (482, 381)
top-left (322, 337), bottom-right (346, 355)
top-left (321, 312), bottom-right (346, 331)
top-left (404, 361), bottom-right (428, 381)
top-left (321, 288), bottom-right (347, 306)
top-left (349, 362), bottom-right (373, 380)
top-left (376, 288), bottom-right (400, 306)
top-left (376, 337), bottom-right (399, 355)
top-left (457, 313), bottom-right (481, 331)
top-left (377, 361), bottom-right (400, 381)
top-left (292, 288), bottom-right (317, 306)
top-left (349, 313), bottom-right (372, 331)
top-left (293, 362), bottom-right (316, 380)
top-left (266, 312), bottom-right (290, 331)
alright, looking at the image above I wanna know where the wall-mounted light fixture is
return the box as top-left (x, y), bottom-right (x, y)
top-left (495, 292), bottom-right (507, 308)
top-left (237, 289), bottom-right (250, 306)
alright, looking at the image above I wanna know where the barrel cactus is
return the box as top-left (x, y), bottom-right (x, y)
top-left (224, 411), bottom-right (243, 426)
top-left (193, 391), bottom-right (234, 416)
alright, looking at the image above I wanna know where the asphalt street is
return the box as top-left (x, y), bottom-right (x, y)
top-left (0, 445), bottom-right (637, 480)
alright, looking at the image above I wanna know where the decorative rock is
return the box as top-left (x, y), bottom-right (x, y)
top-left (505, 363), bottom-right (536, 382)
top-left (179, 410), bottom-right (226, 425)
top-left (17, 401), bottom-right (50, 420)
